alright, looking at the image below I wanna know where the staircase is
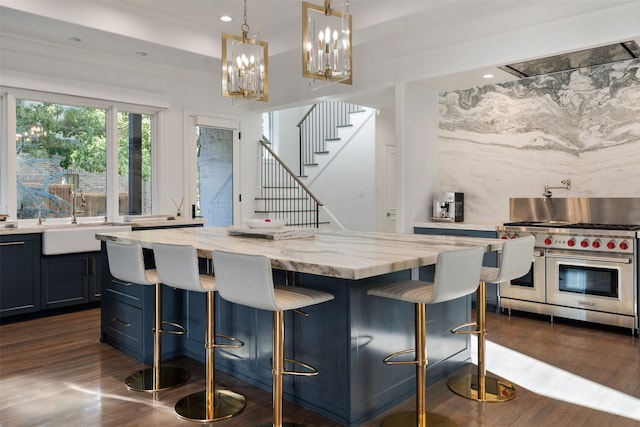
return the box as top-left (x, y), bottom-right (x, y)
top-left (255, 102), bottom-right (366, 228)
top-left (298, 101), bottom-right (365, 177)
top-left (255, 138), bottom-right (323, 228)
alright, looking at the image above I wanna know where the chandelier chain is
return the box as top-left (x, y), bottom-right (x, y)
top-left (241, 0), bottom-right (250, 34)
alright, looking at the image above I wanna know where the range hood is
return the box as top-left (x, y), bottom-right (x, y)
top-left (499, 40), bottom-right (640, 78)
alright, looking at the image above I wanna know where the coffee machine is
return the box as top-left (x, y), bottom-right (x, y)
top-left (431, 192), bottom-right (464, 222)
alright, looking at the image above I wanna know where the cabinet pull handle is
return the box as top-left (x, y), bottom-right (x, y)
top-left (84, 259), bottom-right (89, 275)
top-left (90, 257), bottom-right (95, 274)
top-left (112, 278), bottom-right (132, 286)
top-left (0, 241), bottom-right (26, 246)
top-left (111, 317), bottom-right (130, 327)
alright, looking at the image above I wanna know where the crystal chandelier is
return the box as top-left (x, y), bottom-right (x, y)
top-left (221, 0), bottom-right (268, 101)
top-left (302, 0), bottom-right (352, 84)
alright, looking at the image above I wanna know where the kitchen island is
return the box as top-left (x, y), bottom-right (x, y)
top-left (96, 227), bottom-right (503, 426)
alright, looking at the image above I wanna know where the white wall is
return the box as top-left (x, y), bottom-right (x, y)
top-left (395, 83), bottom-right (440, 232)
top-left (271, 105), bottom-right (308, 167)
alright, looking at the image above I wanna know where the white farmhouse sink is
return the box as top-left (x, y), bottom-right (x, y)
top-left (42, 225), bottom-right (131, 255)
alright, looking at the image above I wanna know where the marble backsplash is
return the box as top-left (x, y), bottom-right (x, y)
top-left (438, 58), bottom-right (640, 223)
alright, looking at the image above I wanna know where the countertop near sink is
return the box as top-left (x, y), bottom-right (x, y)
top-left (111, 218), bottom-right (206, 229)
top-left (0, 218), bottom-right (206, 236)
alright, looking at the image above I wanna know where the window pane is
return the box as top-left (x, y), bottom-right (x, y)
top-left (16, 100), bottom-right (106, 219)
top-left (118, 112), bottom-right (152, 216)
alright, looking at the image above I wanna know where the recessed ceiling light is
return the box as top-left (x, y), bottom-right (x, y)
top-left (136, 51), bottom-right (148, 56)
top-left (220, 15), bottom-right (232, 22)
top-left (69, 37), bottom-right (82, 42)
top-left (483, 74), bottom-right (494, 79)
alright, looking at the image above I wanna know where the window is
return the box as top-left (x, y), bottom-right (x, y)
top-left (16, 100), bottom-right (107, 219)
top-left (4, 93), bottom-right (157, 220)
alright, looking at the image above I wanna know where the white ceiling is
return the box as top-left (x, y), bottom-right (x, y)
top-left (1, 0), bottom-right (639, 109)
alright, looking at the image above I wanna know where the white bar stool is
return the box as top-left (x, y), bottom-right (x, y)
top-left (212, 250), bottom-right (334, 427)
top-left (367, 246), bottom-right (485, 427)
top-left (448, 235), bottom-right (535, 402)
top-left (152, 243), bottom-right (246, 423)
top-left (105, 241), bottom-right (190, 392)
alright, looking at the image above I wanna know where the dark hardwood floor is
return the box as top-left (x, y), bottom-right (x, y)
top-left (1, 307), bottom-right (639, 426)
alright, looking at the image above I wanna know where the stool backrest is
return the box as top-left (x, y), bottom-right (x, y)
top-left (212, 250), bottom-right (279, 311)
top-left (495, 235), bottom-right (535, 283)
top-left (152, 243), bottom-right (206, 293)
top-left (106, 241), bottom-right (154, 286)
top-left (430, 246), bottom-right (485, 304)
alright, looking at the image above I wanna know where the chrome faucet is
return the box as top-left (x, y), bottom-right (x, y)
top-left (543, 179), bottom-right (571, 198)
top-left (71, 188), bottom-right (86, 224)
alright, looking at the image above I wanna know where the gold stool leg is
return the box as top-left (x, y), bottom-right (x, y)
top-left (448, 281), bottom-right (516, 402)
top-left (381, 304), bottom-right (457, 427)
top-left (256, 311), bottom-right (304, 427)
top-left (175, 292), bottom-right (246, 422)
top-left (126, 283), bottom-right (190, 392)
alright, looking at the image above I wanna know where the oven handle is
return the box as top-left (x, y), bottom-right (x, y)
top-left (545, 251), bottom-right (632, 264)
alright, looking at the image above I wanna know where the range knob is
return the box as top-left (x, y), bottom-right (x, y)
top-left (580, 239), bottom-right (589, 248)
top-left (544, 236), bottom-right (553, 246)
top-left (620, 241), bottom-right (629, 250)
top-left (567, 238), bottom-right (576, 247)
top-left (499, 232), bottom-right (508, 240)
top-left (592, 240), bottom-right (601, 249)
top-left (607, 240), bottom-right (616, 250)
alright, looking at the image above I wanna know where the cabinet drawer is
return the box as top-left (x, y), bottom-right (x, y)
top-left (103, 278), bottom-right (146, 307)
top-left (102, 298), bottom-right (143, 353)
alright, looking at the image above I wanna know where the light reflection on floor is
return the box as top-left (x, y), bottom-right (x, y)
top-left (471, 336), bottom-right (640, 421)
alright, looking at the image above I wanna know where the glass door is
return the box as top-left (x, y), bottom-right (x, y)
top-left (196, 125), bottom-right (236, 226)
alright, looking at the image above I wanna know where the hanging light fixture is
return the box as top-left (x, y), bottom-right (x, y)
top-left (222, 0), bottom-right (268, 101)
top-left (302, 0), bottom-right (352, 84)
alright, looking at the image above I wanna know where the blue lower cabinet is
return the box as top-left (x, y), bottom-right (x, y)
top-left (0, 234), bottom-right (41, 317)
top-left (41, 253), bottom-right (90, 309)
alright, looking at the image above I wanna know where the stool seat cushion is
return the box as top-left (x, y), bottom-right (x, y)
top-left (213, 250), bottom-right (334, 312)
top-left (480, 266), bottom-right (500, 283)
top-left (273, 286), bottom-right (334, 311)
top-left (198, 274), bottom-right (217, 293)
top-left (368, 280), bottom-right (435, 304)
top-left (107, 241), bottom-right (157, 286)
top-left (368, 246), bottom-right (485, 305)
top-left (145, 269), bottom-right (160, 285)
top-left (153, 243), bottom-right (216, 293)
top-left (480, 235), bottom-right (535, 284)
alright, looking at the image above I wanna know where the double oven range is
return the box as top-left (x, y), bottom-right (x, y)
top-left (496, 198), bottom-right (640, 333)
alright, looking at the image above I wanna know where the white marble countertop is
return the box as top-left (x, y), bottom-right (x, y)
top-left (96, 227), bottom-right (504, 280)
top-left (0, 218), bottom-right (205, 236)
top-left (413, 221), bottom-right (500, 231)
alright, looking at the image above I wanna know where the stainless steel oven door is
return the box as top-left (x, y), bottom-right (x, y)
top-left (545, 250), bottom-right (635, 316)
top-left (499, 248), bottom-right (545, 303)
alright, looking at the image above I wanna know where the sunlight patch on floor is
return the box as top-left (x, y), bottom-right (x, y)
top-left (470, 336), bottom-right (640, 421)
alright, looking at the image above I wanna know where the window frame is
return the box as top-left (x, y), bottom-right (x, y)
top-left (0, 88), bottom-right (162, 220)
